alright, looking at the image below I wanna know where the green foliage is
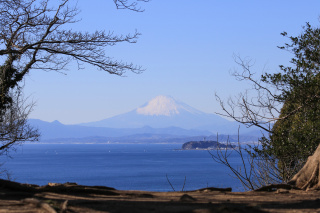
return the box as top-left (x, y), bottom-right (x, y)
top-left (262, 22), bottom-right (320, 102)
top-left (254, 22), bottom-right (320, 181)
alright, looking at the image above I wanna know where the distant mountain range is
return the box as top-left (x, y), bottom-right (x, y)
top-left (81, 95), bottom-right (256, 135)
top-left (29, 95), bottom-right (264, 143)
top-left (28, 119), bottom-right (212, 141)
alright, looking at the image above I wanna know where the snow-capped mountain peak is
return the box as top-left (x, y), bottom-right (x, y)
top-left (136, 95), bottom-right (201, 116)
top-left (80, 95), bottom-right (251, 134)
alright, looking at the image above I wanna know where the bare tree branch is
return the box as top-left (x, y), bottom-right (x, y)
top-left (113, 0), bottom-right (150, 12)
top-left (0, 0), bottom-right (147, 157)
top-left (0, 87), bottom-right (39, 156)
top-left (209, 130), bottom-right (283, 191)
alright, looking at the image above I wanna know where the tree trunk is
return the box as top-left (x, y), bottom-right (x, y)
top-left (288, 144), bottom-right (320, 190)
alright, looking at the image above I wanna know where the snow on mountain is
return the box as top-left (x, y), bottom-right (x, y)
top-left (136, 95), bottom-right (202, 116)
top-left (81, 95), bottom-right (254, 135)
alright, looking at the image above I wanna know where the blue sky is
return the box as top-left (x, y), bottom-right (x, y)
top-left (25, 0), bottom-right (320, 124)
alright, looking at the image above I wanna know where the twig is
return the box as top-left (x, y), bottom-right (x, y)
top-left (166, 174), bottom-right (175, 192)
top-left (181, 176), bottom-right (186, 192)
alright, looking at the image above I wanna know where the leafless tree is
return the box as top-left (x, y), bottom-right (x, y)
top-left (0, 0), bottom-right (147, 158)
top-left (208, 130), bottom-right (287, 191)
top-left (0, 87), bottom-right (39, 155)
top-left (215, 53), bottom-right (320, 135)
top-left (0, 0), bottom-right (144, 104)
top-left (213, 56), bottom-right (282, 189)
top-left (213, 56), bottom-right (298, 189)
top-left (215, 55), bottom-right (283, 133)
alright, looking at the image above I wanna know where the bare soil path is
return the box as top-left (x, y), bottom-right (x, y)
top-left (1, 179), bottom-right (320, 213)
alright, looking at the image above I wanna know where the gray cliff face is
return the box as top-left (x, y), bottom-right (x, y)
top-left (182, 141), bottom-right (235, 150)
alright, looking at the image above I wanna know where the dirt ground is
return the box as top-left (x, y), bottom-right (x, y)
top-left (1, 179), bottom-right (320, 213)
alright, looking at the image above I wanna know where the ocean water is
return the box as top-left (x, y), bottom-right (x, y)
top-left (0, 144), bottom-right (246, 192)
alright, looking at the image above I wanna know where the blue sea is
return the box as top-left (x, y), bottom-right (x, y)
top-left (0, 144), bottom-right (246, 192)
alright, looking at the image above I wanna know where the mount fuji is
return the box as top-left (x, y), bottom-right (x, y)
top-left (82, 95), bottom-right (253, 135)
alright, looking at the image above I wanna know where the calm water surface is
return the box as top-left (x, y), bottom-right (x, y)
top-left (0, 144), bottom-right (246, 192)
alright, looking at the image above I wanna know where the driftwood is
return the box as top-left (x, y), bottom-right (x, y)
top-left (288, 144), bottom-right (320, 190)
